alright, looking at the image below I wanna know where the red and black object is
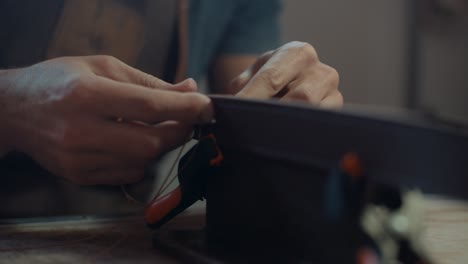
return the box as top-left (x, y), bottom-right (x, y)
top-left (146, 129), bottom-right (223, 229)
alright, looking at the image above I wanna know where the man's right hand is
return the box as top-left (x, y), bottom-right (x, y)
top-left (0, 56), bottom-right (213, 185)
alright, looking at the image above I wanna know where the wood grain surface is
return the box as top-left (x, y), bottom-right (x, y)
top-left (0, 199), bottom-right (467, 263)
top-left (423, 197), bottom-right (468, 264)
top-left (0, 209), bottom-right (205, 264)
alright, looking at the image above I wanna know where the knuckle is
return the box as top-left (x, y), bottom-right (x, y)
top-left (66, 74), bottom-right (86, 91)
top-left (95, 55), bottom-right (119, 68)
top-left (139, 73), bottom-right (157, 88)
top-left (132, 69), bottom-right (160, 88)
top-left (335, 90), bottom-right (344, 106)
top-left (64, 75), bottom-right (95, 103)
top-left (326, 65), bottom-right (339, 79)
top-left (292, 42), bottom-right (318, 64)
top-left (92, 55), bottom-right (121, 75)
top-left (258, 68), bottom-right (283, 92)
top-left (294, 88), bottom-right (315, 102)
top-left (325, 66), bottom-right (340, 88)
top-left (286, 41), bottom-right (308, 49)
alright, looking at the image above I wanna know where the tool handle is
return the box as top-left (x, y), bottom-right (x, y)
top-left (145, 186), bottom-right (199, 229)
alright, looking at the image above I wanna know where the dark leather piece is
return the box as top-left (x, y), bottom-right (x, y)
top-left (208, 95), bottom-right (468, 200)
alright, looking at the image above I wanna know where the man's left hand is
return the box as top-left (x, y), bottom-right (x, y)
top-left (230, 41), bottom-right (343, 108)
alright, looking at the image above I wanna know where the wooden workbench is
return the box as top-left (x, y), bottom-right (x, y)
top-left (0, 207), bottom-right (205, 264)
top-left (0, 199), bottom-right (467, 263)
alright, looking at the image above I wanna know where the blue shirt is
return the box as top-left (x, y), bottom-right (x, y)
top-left (187, 0), bottom-right (282, 79)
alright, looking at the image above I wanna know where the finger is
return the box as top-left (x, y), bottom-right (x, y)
top-left (89, 77), bottom-right (213, 124)
top-left (280, 77), bottom-right (330, 105)
top-left (250, 50), bottom-right (276, 74)
top-left (319, 91), bottom-right (344, 109)
top-left (229, 68), bottom-right (254, 93)
top-left (230, 51), bottom-right (278, 96)
top-left (170, 78), bottom-right (198, 92)
top-left (237, 42), bottom-right (319, 99)
top-left (236, 52), bottom-right (300, 99)
top-left (85, 55), bottom-right (198, 92)
top-left (66, 119), bottom-right (193, 162)
top-left (55, 120), bottom-right (192, 184)
top-left (86, 55), bottom-right (172, 88)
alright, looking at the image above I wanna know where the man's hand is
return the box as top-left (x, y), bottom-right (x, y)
top-left (0, 56), bottom-right (213, 185)
top-left (229, 41), bottom-right (343, 108)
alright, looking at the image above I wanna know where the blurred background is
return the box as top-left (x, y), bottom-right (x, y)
top-left (281, 0), bottom-right (467, 123)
